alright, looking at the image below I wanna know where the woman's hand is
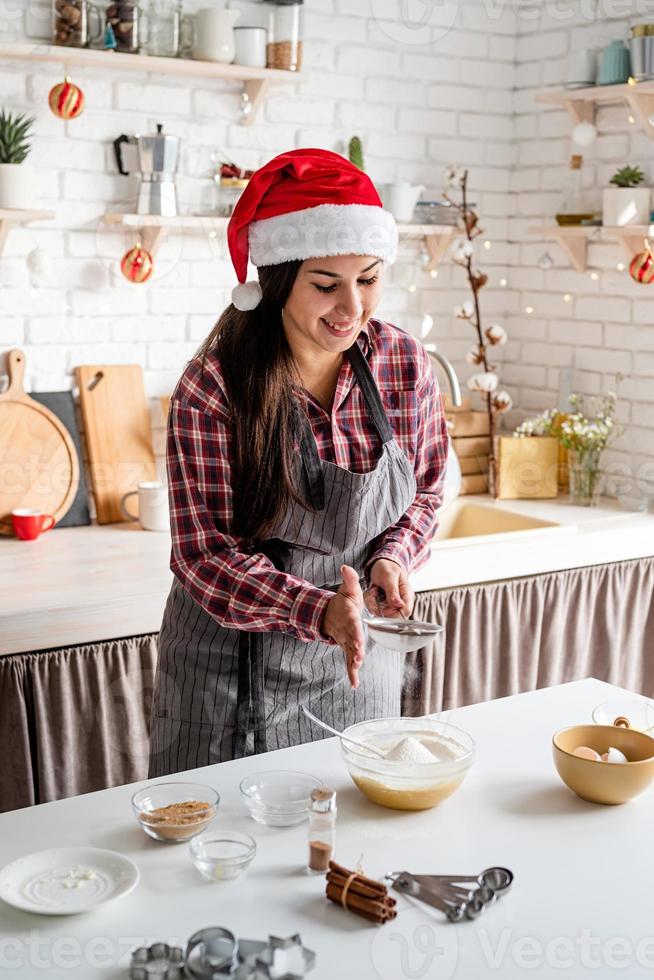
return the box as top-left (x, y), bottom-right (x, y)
top-left (322, 564), bottom-right (365, 689)
top-left (364, 558), bottom-right (415, 619)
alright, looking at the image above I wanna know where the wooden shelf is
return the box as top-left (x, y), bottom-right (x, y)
top-left (104, 214), bottom-right (457, 268)
top-left (103, 212), bottom-right (228, 253)
top-left (0, 207), bottom-right (55, 256)
top-left (536, 79), bottom-right (654, 141)
top-left (0, 43), bottom-right (296, 126)
top-left (396, 223), bottom-right (457, 270)
top-left (528, 224), bottom-right (654, 271)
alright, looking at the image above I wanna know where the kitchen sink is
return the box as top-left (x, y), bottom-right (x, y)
top-left (434, 499), bottom-right (564, 547)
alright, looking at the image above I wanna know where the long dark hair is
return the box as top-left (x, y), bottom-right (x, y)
top-left (195, 260), bottom-right (305, 544)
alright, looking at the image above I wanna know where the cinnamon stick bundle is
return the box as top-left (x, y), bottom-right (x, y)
top-left (326, 862), bottom-right (397, 924)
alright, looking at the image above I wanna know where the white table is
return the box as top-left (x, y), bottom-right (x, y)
top-left (1, 678), bottom-right (652, 979)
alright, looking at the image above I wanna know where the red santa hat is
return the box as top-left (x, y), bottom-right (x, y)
top-left (227, 147), bottom-right (398, 311)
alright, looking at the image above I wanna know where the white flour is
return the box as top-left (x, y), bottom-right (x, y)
top-left (385, 736), bottom-right (436, 763)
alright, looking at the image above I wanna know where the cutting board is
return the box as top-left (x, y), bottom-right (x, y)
top-left (0, 349), bottom-right (79, 534)
top-left (75, 364), bottom-right (156, 524)
top-left (30, 391), bottom-right (91, 528)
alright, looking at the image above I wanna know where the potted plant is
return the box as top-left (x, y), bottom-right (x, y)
top-left (514, 383), bottom-right (621, 506)
top-left (603, 165), bottom-right (650, 227)
top-left (0, 109), bottom-right (37, 210)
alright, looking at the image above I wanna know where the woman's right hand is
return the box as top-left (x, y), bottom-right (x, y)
top-left (322, 564), bottom-right (366, 689)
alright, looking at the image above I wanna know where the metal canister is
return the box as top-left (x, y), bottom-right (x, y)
top-left (630, 27), bottom-right (654, 80)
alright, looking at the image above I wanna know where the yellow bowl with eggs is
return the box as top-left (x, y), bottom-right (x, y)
top-left (552, 725), bottom-right (654, 805)
top-left (341, 717), bottom-right (474, 811)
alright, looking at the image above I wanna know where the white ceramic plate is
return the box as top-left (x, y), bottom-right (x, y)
top-left (0, 847), bottom-right (139, 915)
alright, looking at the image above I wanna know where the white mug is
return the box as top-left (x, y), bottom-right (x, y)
top-left (120, 481), bottom-right (169, 532)
top-left (234, 26), bottom-right (267, 68)
top-left (566, 49), bottom-right (598, 87)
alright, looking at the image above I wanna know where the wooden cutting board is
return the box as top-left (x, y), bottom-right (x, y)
top-left (0, 349), bottom-right (79, 535)
top-left (75, 364), bottom-right (156, 524)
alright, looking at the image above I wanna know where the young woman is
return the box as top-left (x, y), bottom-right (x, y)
top-left (148, 148), bottom-right (449, 776)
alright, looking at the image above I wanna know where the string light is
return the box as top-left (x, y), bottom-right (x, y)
top-left (628, 114), bottom-right (636, 125)
top-left (617, 262), bottom-right (625, 272)
top-left (590, 271), bottom-right (599, 280)
top-left (525, 305), bottom-right (534, 314)
top-left (500, 277), bottom-right (507, 287)
top-left (564, 293), bottom-right (572, 302)
top-left (484, 240), bottom-right (491, 250)
top-left (430, 269), bottom-right (438, 279)
top-left (208, 230), bottom-right (217, 239)
top-left (408, 283), bottom-right (417, 293)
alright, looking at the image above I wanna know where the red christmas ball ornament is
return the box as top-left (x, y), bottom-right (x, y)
top-left (120, 243), bottom-right (154, 284)
top-left (48, 76), bottom-right (85, 119)
top-left (629, 242), bottom-right (654, 284)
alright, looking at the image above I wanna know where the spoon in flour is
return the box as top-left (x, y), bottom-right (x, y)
top-left (301, 706), bottom-right (387, 760)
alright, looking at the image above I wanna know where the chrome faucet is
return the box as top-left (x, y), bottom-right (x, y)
top-left (428, 348), bottom-right (462, 408)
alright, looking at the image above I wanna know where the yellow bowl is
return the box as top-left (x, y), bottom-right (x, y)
top-left (552, 725), bottom-right (654, 805)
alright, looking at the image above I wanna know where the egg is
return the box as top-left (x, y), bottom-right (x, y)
top-left (601, 747), bottom-right (629, 764)
top-left (572, 745), bottom-right (601, 761)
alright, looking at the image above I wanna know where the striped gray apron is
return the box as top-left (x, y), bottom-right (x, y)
top-left (148, 343), bottom-right (417, 776)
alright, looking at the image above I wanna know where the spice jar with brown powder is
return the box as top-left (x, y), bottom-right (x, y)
top-left (307, 787), bottom-right (336, 874)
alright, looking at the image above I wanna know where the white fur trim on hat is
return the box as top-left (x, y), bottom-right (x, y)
top-left (248, 203), bottom-right (398, 268)
top-left (232, 279), bottom-right (263, 311)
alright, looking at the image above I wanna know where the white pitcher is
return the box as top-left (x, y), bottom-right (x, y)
top-left (377, 183), bottom-right (426, 222)
top-left (192, 7), bottom-right (240, 63)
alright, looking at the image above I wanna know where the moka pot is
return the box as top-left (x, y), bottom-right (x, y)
top-left (113, 123), bottom-right (180, 217)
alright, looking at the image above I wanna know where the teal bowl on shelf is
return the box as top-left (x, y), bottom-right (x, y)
top-left (596, 39), bottom-right (631, 85)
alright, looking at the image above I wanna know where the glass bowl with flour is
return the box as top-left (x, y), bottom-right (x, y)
top-left (341, 718), bottom-right (474, 811)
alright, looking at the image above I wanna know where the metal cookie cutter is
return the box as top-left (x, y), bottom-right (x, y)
top-left (185, 928), bottom-right (241, 978)
top-left (174, 928), bottom-right (315, 980)
top-left (130, 943), bottom-right (185, 980)
top-left (387, 866), bottom-right (514, 923)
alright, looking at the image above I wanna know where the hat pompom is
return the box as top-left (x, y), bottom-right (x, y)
top-left (232, 279), bottom-right (263, 311)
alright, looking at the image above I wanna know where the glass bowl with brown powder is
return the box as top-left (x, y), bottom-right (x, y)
top-left (132, 782), bottom-right (219, 843)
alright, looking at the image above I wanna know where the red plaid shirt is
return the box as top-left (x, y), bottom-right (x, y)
top-left (167, 318), bottom-right (448, 643)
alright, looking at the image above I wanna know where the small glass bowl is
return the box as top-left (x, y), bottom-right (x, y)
top-left (592, 698), bottom-right (654, 734)
top-left (132, 782), bottom-right (219, 843)
top-left (239, 770), bottom-right (322, 826)
top-left (190, 830), bottom-right (256, 881)
top-left (341, 717), bottom-right (474, 811)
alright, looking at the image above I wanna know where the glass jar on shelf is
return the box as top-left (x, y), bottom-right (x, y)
top-left (267, 0), bottom-right (303, 72)
top-left (217, 177), bottom-right (250, 217)
top-left (52, 0), bottom-right (103, 47)
top-left (104, 1), bottom-right (143, 53)
top-left (555, 154), bottom-right (595, 226)
top-left (142, 0), bottom-right (193, 58)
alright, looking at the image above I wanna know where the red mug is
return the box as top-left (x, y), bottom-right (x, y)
top-left (11, 509), bottom-right (56, 541)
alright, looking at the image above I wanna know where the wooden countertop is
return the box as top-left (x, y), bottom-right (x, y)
top-left (3, 497), bottom-right (653, 656)
top-left (0, 523), bottom-right (172, 656)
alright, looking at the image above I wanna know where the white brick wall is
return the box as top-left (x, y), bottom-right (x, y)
top-left (512, 0), bottom-right (654, 490)
top-left (13, 2), bottom-right (651, 496)
top-left (0, 0), bottom-right (515, 484)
